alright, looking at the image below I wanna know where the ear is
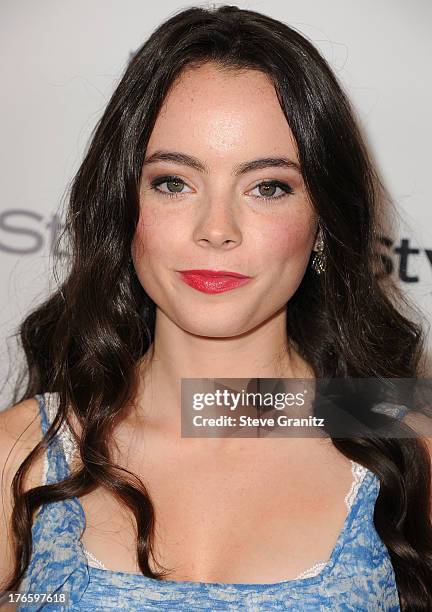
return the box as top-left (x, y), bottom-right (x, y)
top-left (313, 224), bottom-right (322, 251)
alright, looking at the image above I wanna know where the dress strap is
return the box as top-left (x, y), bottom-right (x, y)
top-left (370, 401), bottom-right (409, 420)
top-left (35, 391), bottom-right (50, 435)
top-left (34, 392), bottom-right (71, 485)
top-left (20, 394), bottom-right (90, 608)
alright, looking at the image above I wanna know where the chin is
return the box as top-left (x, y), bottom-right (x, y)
top-left (176, 317), bottom-right (256, 339)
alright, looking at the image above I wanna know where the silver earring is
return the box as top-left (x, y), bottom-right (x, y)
top-left (311, 230), bottom-right (326, 275)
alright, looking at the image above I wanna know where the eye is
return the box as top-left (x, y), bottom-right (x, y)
top-left (150, 175), bottom-right (191, 198)
top-left (248, 180), bottom-right (294, 201)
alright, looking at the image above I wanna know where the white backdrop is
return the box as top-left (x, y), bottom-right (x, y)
top-left (1, 0), bottom-right (431, 409)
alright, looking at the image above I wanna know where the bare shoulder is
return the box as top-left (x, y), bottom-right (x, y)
top-left (402, 409), bottom-right (432, 442)
top-left (0, 396), bottom-right (46, 512)
top-left (0, 397), bottom-right (45, 479)
top-left (401, 409), bottom-right (432, 485)
top-left (0, 396), bottom-right (45, 587)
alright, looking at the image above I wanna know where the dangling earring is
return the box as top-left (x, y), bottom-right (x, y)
top-left (311, 228), bottom-right (326, 275)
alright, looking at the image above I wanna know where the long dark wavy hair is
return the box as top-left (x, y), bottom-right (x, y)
top-left (2, 5), bottom-right (432, 609)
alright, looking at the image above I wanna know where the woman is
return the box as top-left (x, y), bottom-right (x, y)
top-left (1, 4), bottom-right (432, 610)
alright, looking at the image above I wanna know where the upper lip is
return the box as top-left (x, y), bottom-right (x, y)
top-left (178, 269), bottom-right (250, 278)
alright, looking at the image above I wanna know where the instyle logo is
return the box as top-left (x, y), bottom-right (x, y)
top-left (0, 210), bottom-right (67, 257)
top-left (375, 236), bottom-right (432, 282)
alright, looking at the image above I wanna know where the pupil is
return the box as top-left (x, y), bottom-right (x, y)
top-left (169, 179), bottom-right (183, 192)
top-left (261, 184), bottom-right (275, 196)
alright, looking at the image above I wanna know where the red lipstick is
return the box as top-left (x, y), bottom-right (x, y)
top-left (177, 269), bottom-right (252, 294)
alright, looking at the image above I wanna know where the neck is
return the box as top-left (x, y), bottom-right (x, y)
top-left (130, 306), bottom-right (314, 435)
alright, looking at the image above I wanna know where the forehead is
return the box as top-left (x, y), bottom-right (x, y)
top-left (146, 62), bottom-right (298, 161)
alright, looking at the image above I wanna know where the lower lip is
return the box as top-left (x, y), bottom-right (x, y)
top-left (178, 272), bottom-right (251, 294)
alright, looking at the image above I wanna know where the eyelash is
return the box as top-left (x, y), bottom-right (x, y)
top-left (149, 175), bottom-right (294, 202)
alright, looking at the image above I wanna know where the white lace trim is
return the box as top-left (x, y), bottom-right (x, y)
top-left (44, 392), bottom-right (76, 465)
top-left (293, 560), bottom-right (328, 580)
top-left (82, 546), bottom-right (107, 570)
top-left (344, 459), bottom-right (368, 509)
top-left (42, 392), bottom-right (368, 579)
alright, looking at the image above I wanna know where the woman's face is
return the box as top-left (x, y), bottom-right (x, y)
top-left (132, 62), bottom-right (318, 337)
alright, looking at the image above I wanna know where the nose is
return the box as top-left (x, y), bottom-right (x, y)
top-left (193, 199), bottom-right (242, 250)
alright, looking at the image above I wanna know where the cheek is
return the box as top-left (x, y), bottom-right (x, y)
top-left (255, 215), bottom-right (315, 264)
top-left (131, 213), bottom-right (176, 298)
top-left (132, 209), bottom-right (172, 263)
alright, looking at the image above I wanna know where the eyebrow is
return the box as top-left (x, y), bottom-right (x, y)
top-left (143, 150), bottom-right (301, 176)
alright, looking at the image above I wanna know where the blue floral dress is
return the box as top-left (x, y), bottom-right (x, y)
top-left (16, 393), bottom-right (402, 610)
